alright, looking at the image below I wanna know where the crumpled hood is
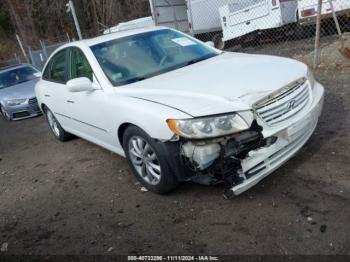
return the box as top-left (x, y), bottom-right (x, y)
top-left (0, 78), bottom-right (39, 102)
top-left (118, 52), bottom-right (308, 117)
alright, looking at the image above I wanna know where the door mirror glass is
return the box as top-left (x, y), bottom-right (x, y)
top-left (67, 77), bottom-right (94, 92)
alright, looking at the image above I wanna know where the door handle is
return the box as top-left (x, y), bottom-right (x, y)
top-left (44, 94), bottom-right (51, 97)
top-left (66, 100), bottom-right (75, 104)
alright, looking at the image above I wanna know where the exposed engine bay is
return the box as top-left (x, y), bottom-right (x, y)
top-left (180, 120), bottom-right (277, 198)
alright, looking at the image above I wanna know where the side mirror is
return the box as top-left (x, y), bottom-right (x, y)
top-left (205, 41), bottom-right (215, 48)
top-left (67, 77), bottom-right (94, 92)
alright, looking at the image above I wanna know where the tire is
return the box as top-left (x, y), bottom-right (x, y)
top-left (123, 125), bottom-right (179, 194)
top-left (0, 106), bottom-right (11, 121)
top-left (45, 108), bottom-right (73, 142)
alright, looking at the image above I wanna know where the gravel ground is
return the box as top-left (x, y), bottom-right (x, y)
top-left (0, 48), bottom-right (350, 255)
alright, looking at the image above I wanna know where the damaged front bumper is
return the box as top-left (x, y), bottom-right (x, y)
top-left (180, 82), bottom-right (324, 197)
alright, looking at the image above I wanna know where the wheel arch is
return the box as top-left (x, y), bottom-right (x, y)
top-left (41, 103), bottom-right (47, 112)
top-left (117, 118), bottom-right (176, 148)
top-left (117, 122), bottom-right (162, 147)
top-left (118, 122), bottom-right (133, 148)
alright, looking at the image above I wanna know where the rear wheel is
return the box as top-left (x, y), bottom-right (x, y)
top-left (123, 125), bottom-right (179, 194)
top-left (45, 108), bottom-right (73, 141)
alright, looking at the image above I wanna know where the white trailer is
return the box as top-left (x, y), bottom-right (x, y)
top-left (298, 0), bottom-right (350, 25)
top-left (149, 0), bottom-right (235, 47)
top-left (219, 0), bottom-right (298, 47)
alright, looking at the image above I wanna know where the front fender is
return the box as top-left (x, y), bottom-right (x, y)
top-left (115, 96), bottom-right (191, 142)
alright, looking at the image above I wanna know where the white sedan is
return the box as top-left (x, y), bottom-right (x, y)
top-left (35, 27), bottom-right (324, 197)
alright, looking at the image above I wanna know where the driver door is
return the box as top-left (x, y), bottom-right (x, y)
top-left (65, 47), bottom-right (112, 147)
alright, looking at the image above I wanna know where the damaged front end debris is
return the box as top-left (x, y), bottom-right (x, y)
top-left (180, 120), bottom-right (277, 199)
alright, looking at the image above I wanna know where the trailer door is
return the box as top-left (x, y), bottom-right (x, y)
top-left (150, 0), bottom-right (189, 32)
top-left (227, 0), bottom-right (270, 26)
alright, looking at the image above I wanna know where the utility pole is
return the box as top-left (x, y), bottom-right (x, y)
top-left (66, 0), bottom-right (83, 40)
top-left (313, 0), bottom-right (323, 68)
top-left (16, 34), bottom-right (29, 63)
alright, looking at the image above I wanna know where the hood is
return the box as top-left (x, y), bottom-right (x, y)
top-left (118, 52), bottom-right (308, 117)
top-left (0, 78), bottom-right (39, 102)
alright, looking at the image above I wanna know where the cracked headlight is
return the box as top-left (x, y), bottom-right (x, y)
top-left (307, 68), bottom-right (315, 89)
top-left (6, 99), bottom-right (27, 106)
top-left (167, 113), bottom-right (249, 139)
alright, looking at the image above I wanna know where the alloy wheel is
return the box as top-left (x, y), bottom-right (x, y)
top-left (46, 110), bottom-right (60, 137)
top-left (128, 136), bottom-right (161, 185)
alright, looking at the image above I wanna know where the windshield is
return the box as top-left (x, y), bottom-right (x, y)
top-left (91, 29), bottom-right (218, 86)
top-left (0, 66), bottom-right (39, 90)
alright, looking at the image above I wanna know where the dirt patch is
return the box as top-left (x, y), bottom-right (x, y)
top-left (0, 71), bottom-right (350, 255)
top-left (297, 32), bottom-right (350, 70)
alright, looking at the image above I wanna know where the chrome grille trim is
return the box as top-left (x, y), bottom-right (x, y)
top-left (254, 78), bottom-right (311, 126)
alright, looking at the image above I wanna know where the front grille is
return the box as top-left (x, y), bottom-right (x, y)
top-left (28, 97), bottom-right (40, 112)
top-left (254, 78), bottom-right (311, 126)
top-left (13, 111), bottom-right (30, 119)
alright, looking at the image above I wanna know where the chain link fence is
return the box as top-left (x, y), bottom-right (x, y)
top-left (28, 34), bottom-right (70, 71)
top-left (23, 0), bottom-right (350, 71)
top-left (0, 54), bottom-right (21, 68)
top-left (149, 0), bottom-right (350, 69)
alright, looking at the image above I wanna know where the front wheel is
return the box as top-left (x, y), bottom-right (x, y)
top-left (45, 108), bottom-right (73, 141)
top-left (123, 126), bottom-right (179, 194)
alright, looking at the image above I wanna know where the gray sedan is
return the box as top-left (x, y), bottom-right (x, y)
top-left (0, 64), bottom-right (42, 121)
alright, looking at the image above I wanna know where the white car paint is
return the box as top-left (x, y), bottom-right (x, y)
top-left (35, 27), bottom-right (324, 196)
top-left (119, 52), bottom-right (307, 116)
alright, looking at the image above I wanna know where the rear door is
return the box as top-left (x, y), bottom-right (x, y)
top-left (227, 0), bottom-right (270, 26)
top-left (41, 48), bottom-right (71, 128)
top-left (150, 0), bottom-right (189, 32)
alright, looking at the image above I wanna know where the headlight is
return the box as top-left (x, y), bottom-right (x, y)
top-left (307, 68), bottom-right (315, 89)
top-left (167, 113), bottom-right (249, 139)
top-left (6, 99), bottom-right (27, 106)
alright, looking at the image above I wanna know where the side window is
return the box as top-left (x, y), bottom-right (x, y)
top-left (42, 60), bottom-right (52, 80)
top-left (69, 48), bottom-right (93, 81)
top-left (49, 50), bottom-right (67, 83)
